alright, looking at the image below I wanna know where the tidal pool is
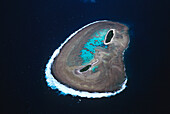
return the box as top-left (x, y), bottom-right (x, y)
top-left (45, 20), bottom-right (130, 98)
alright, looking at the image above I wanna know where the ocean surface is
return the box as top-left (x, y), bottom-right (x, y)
top-left (2, 0), bottom-right (169, 113)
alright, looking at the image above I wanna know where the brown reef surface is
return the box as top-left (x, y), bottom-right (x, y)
top-left (52, 21), bottom-right (129, 92)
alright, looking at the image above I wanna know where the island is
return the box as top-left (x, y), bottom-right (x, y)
top-left (50, 20), bottom-right (130, 93)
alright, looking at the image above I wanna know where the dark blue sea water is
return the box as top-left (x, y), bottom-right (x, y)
top-left (2, 0), bottom-right (170, 113)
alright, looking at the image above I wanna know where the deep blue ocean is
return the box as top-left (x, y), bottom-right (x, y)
top-left (2, 0), bottom-right (170, 113)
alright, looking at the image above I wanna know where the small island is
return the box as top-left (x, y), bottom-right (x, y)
top-left (45, 20), bottom-right (130, 98)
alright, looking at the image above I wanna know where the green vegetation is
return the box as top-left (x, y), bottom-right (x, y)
top-left (105, 30), bottom-right (114, 43)
top-left (80, 65), bottom-right (92, 72)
